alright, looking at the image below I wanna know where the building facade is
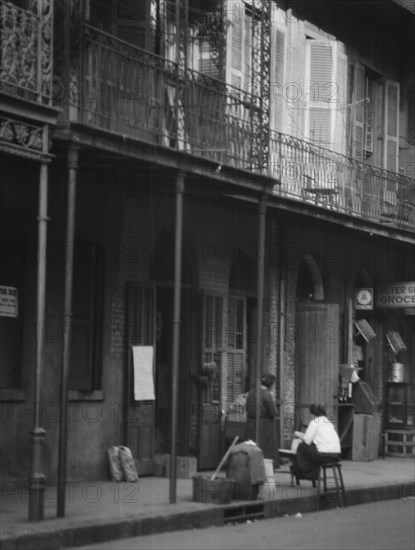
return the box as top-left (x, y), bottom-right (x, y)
top-left (1, 0), bottom-right (414, 498)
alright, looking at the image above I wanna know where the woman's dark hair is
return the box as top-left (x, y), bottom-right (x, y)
top-left (310, 403), bottom-right (326, 417)
top-left (261, 373), bottom-right (276, 388)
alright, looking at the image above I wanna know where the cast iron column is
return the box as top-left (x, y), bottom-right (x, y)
top-left (57, 146), bottom-right (78, 517)
top-left (255, 194), bottom-right (267, 444)
top-left (169, 171), bottom-right (185, 504)
top-left (28, 126), bottom-right (50, 521)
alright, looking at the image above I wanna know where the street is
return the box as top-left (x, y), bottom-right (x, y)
top-left (70, 498), bottom-right (414, 550)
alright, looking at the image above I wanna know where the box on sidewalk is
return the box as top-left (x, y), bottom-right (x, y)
top-left (192, 475), bottom-right (235, 504)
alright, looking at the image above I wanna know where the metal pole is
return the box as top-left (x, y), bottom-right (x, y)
top-left (28, 127), bottom-right (50, 521)
top-left (255, 194), bottom-right (267, 444)
top-left (169, 171), bottom-right (185, 504)
top-left (57, 146), bottom-right (78, 517)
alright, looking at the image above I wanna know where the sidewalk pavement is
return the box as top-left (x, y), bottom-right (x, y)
top-left (1, 458), bottom-right (414, 550)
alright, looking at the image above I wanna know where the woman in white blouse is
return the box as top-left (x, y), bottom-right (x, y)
top-left (291, 403), bottom-right (341, 482)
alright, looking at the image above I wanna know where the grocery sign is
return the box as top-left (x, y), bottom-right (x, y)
top-left (376, 281), bottom-right (415, 308)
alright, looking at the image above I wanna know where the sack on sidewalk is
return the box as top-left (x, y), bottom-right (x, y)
top-left (119, 446), bottom-right (139, 482)
top-left (107, 446), bottom-right (124, 481)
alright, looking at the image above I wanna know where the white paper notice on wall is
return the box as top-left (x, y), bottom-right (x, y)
top-left (0, 286), bottom-right (18, 318)
top-left (132, 346), bottom-right (155, 401)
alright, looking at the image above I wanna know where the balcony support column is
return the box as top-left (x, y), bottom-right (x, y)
top-left (254, 193), bottom-right (267, 444)
top-left (169, 171), bottom-right (185, 504)
top-left (57, 145), bottom-right (79, 518)
top-left (28, 125), bottom-right (50, 522)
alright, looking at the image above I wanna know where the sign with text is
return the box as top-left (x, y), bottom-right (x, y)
top-left (376, 281), bottom-right (415, 308)
top-left (0, 286), bottom-right (18, 318)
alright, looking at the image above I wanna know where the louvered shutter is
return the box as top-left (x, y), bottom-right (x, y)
top-left (227, 295), bottom-right (246, 405)
top-left (352, 62), bottom-right (365, 160)
top-left (125, 283), bottom-right (155, 474)
top-left (306, 40), bottom-right (347, 154)
top-left (69, 244), bottom-right (104, 391)
top-left (271, 27), bottom-right (286, 132)
top-left (382, 80), bottom-right (400, 212)
top-left (334, 51), bottom-right (348, 155)
top-left (373, 79), bottom-right (385, 166)
top-left (229, 0), bottom-right (243, 89)
top-left (116, 0), bottom-right (151, 49)
top-left (202, 293), bottom-right (223, 403)
top-left (306, 40), bottom-right (334, 149)
top-left (408, 87), bottom-right (415, 146)
top-left (384, 80), bottom-right (400, 173)
top-left (226, 0), bottom-right (252, 90)
top-left (126, 284), bottom-right (155, 347)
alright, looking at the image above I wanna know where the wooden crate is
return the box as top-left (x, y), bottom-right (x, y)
top-left (385, 429), bottom-right (415, 458)
top-left (352, 413), bottom-right (380, 461)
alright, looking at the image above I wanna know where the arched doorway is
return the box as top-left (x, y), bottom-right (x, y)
top-left (295, 255), bottom-right (340, 429)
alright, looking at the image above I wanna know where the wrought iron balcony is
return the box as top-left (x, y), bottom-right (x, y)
top-left (0, 0), bottom-right (54, 105)
top-left (60, 23), bottom-right (415, 231)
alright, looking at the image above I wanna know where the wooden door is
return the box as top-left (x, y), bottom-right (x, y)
top-left (125, 283), bottom-right (156, 476)
top-left (199, 293), bottom-right (223, 470)
top-left (295, 303), bottom-right (340, 429)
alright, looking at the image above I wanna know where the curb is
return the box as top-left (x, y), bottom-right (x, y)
top-left (1, 483), bottom-right (414, 550)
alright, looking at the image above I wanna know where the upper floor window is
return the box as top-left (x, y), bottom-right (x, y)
top-left (347, 62), bottom-right (399, 172)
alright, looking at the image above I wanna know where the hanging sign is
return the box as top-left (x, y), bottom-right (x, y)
top-left (376, 281), bottom-right (415, 308)
top-left (355, 288), bottom-right (373, 310)
top-left (0, 286), bottom-right (18, 318)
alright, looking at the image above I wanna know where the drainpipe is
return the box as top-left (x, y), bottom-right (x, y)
top-left (170, 171), bottom-right (185, 504)
top-left (278, 224), bottom-right (286, 448)
top-left (255, 194), bottom-right (267, 444)
top-left (28, 126), bottom-right (50, 521)
top-left (57, 146), bottom-right (78, 517)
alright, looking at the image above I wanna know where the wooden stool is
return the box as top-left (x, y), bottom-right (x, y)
top-left (317, 462), bottom-right (347, 510)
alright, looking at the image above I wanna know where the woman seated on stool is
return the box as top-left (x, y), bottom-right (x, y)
top-left (291, 403), bottom-right (341, 482)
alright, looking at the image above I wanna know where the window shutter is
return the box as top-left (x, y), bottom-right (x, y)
top-left (384, 80), bottom-right (400, 173)
top-left (306, 40), bottom-right (333, 149)
top-left (227, 295), bottom-right (246, 405)
top-left (306, 40), bottom-right (347, 153)
top-left (334, 50), bottom-right (348, 155)
top-left (408, 87), bottom-right (415, 146)
top-left (373, 78), bottom-right (385, 167)
top-left (125, 284), bottom-right (156, 404)
top-left (70, 243), bottom-right (105, 391)
top-left (227, 0), bottom-right (252, 90)
top-left (271, 27), bottom-right (286, 132)
top-left (202, 293), bottom-right (223, 403)
top-left (126, 285), bottom-right (156, 346)
top-left (116, 0), bottom-right (151, 50)
top-left (229, 0), bottom-right (243, 89)
top-left (352, 62), bottom-right (365, 160)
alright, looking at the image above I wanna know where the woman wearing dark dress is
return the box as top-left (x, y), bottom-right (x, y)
top-left (245, 373), bottom-right (280, 468)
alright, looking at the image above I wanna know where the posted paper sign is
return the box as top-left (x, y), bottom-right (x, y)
top-left (132, 346), bottom-right (155, 401)
top-left (0, 286), bottom-right (18, 318)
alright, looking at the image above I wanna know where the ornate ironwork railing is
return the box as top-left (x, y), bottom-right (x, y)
top-left (73, 24), bottom-right (260, 168)
top-left (63, 23), bottom-right (415, 231)
top-left (0, 0), bottom-right (54, 104)
top-left (269, 132), bottom-right (415, 229)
